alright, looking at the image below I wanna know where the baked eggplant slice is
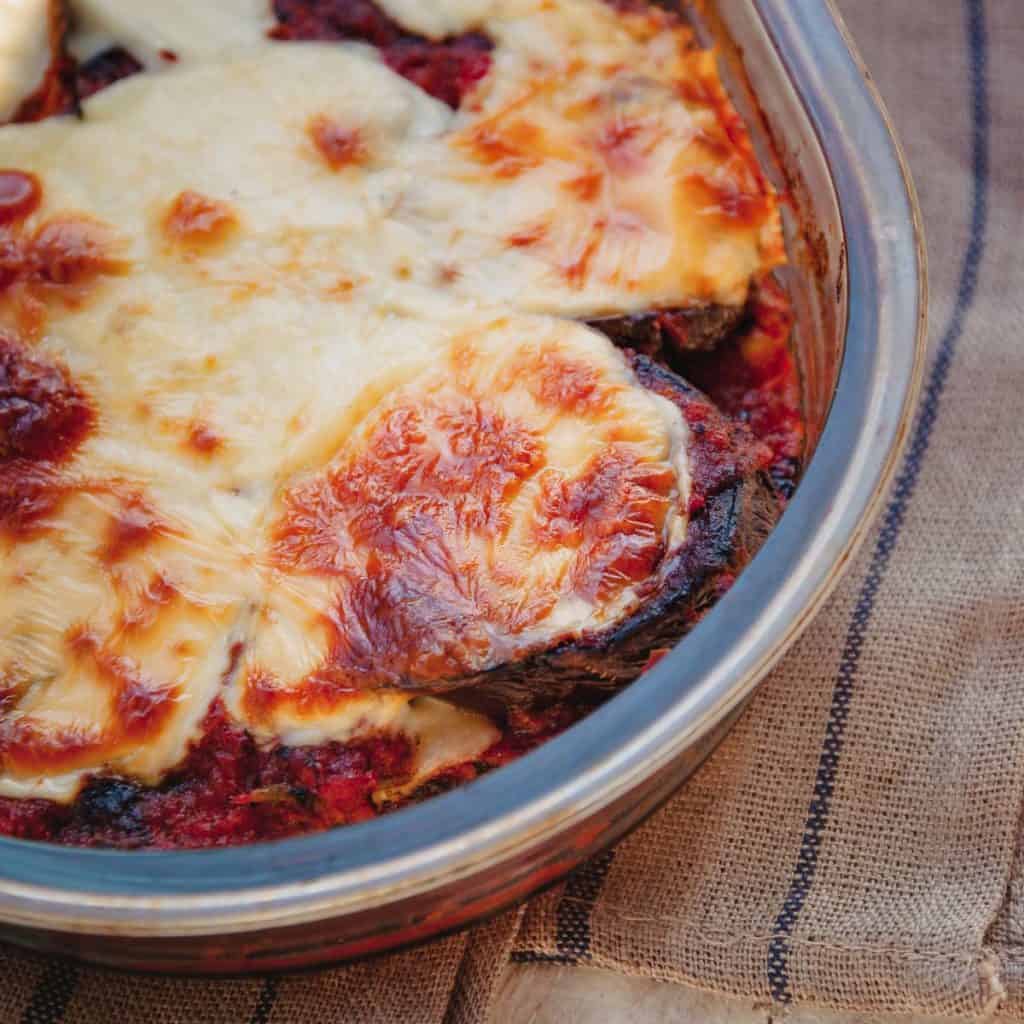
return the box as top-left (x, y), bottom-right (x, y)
top-left (2, 0), bottom-right (785, 332)
top-left (221, 317), bottom-right (775, 734)
top-left (586, 303), bottom-right (749, 360)
top-left (446, 351), bottom-right (777, 708)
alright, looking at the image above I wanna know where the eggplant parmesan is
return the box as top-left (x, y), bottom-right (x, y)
top-left (0, 0), bottom-right (802, 847)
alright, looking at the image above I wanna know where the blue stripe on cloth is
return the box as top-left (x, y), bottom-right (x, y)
top-left (19, 961), bottom-right (80, 1024)
top-left (247, 977), bottom-right (279, 1024)
top-left (766, 0), bottom-right (991, 1003)
top-left (551, 848), bottom-right (617, 963)
top-left (510, 951), bottom-right (577, 965)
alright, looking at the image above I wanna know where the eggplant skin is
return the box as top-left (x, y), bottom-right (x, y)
top-left (448, 353), bottom-right (777, 708)
top-left (586, 303), bottom-right (747, 361)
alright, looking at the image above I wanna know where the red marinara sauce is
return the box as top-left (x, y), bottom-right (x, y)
top-left (0, 700), bottom-right (412, 847)
top-left (0, 696), bottom-right (594, 847)
top-left (677, 277), bottom-right (804, 501)
top-left (0, 172), bottom-right (42, 226)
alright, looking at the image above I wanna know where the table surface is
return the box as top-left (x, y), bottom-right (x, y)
top-left (492, 966), bottom-right (948, 1023)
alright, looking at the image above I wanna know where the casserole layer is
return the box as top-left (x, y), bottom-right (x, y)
top-left (0, 0), bottom-right (797, 841)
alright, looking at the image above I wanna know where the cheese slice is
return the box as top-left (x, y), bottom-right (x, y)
top-left (0, 0), bottom-right (52, 122)
top-left (374, 0), bottom-right (497, 40)
top-left (0, 1), bottom-right (779, 802)
top-left (2, 0), bottom-right (783, 316)
top-left (0, 490), bottom-right (252, 800)
top-left (67, 0), bottom-right (275, 67)
top-left (226, 315), bottom-right (690, 745)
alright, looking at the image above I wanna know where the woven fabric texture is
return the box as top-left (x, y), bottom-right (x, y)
top-left (2, 0), bottom-right (1021, 1020)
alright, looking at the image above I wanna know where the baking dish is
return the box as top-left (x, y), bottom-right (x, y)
top-left (0, 0), bottom-right (926, 970)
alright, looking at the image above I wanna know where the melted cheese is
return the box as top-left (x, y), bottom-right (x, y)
top-left (226, 317), bottom-right (689, 744)
top-left (375, 0), bottom-right (497, 39)
top-left (0, 0), bottom-right (51, 121)
top-left (372, 696), bottom-right (501, 804)
top-left (366, 0), bottom-right (784, 312)
top-left (67, 0), bottom-right (275, 66)
top-left (2, 0), bottom-right (783, 315)
top-left (0, 492), bottom-right (251, 800)
top-left (0, 2), bottom-right (780, 802)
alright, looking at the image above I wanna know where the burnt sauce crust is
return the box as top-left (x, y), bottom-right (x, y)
top-left (448, 353), bottom-right (778, 707)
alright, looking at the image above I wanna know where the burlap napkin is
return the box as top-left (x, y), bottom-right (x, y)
top-left (3, 0), bottom-right (1022, 1020)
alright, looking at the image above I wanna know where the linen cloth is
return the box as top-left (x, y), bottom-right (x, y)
top-left (3, 0), bottom-right (1023, 1019)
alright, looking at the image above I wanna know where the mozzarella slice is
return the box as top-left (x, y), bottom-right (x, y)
top-left (375, 0), bottom-right (498, 39)
top-left (226, 316), bottom-right (689, 745)
top-left (67, 0), bottom-right (274, 66)
top-left (0, 489), bottom-right (254, 799)
top-left (0, 0), bottom-right (52, 121)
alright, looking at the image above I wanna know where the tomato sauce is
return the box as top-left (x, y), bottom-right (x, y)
top-left (0, 700), bottom-right (412, 847)
top-left (677, 277), bottom-right (803, 499)
top-left (0, 695), bottom-right (594, 847)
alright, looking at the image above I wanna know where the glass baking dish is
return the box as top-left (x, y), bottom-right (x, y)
top-left (0, 0), bottom-right (926, 971)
